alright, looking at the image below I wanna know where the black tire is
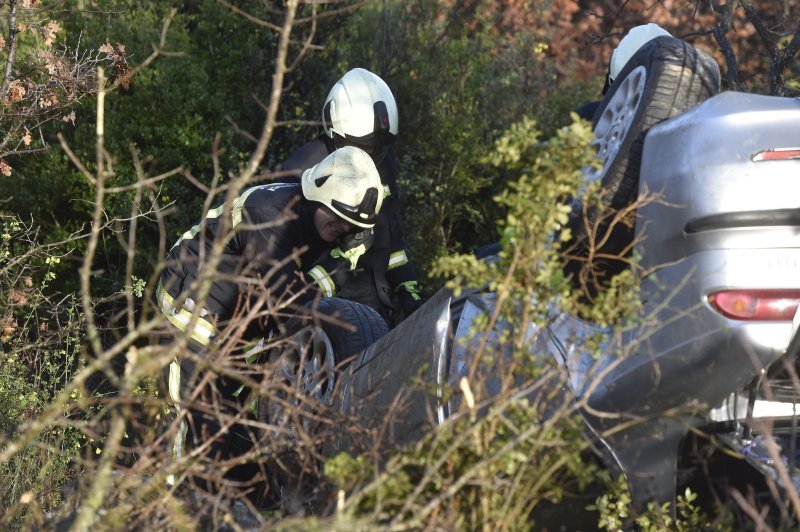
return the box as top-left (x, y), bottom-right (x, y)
top-left (564, 36), bottom-right (720, 296)
top-left (256, 298), bottom-right (388, 509)
top-left (260, 298), bottom-right (388, 431)
top-left (315, 297), bottom-right (389, 365)
top-left (591, 36), bottom-right (720, 208)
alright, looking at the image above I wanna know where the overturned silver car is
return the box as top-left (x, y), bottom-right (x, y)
top-left (267, 37), bottom-right (800, 515)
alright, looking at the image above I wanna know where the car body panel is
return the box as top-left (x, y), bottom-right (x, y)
top-left (332, 287), bottom-right (453, 448)
top-left (330, 91), bottom-right (800, 507)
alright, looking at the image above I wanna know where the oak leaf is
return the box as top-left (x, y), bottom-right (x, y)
top-left (39, 92), bottom-right (59, 108)
top-left (43, 20), bottom-right (61, 47)
top-left (0, 161), bottom-right (12, 176)
top-left (22, 129), bottom-right (31, 146)
top-left (7, 80), bottom-right (26, 102)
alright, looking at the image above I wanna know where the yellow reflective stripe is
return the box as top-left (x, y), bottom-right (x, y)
top-left (308, 265), bottom-right (335, 297)
top-left (232, 186), bottom-right (262, 227)
top-left (169, 204), bottom-right (225, 251)
top-left (157, 286), bottom-right (216, 344)
top-left (232, 337), bottom-right (268, 399)
top-left (170, 224), bottom-right (200, 251)
top-left (387, 250), bottom-right (408, 270)
top-left (244, 338), bottom-right (266, 363)
top-left (172, 417), bottom-right (187, 465)
top-left (168, 359), bottom-right (181, 402)
top-left (168, 358), bottom-right (188, 470)
top-left (157, 283), bottom-right (217, 346)
top-left (383, 184), bottom-right (391, 198)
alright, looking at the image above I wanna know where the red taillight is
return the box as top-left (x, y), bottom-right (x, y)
top-left (708, 290), bottom-right (800, 321)
top-left (752, 148), bottom-right (800, 162)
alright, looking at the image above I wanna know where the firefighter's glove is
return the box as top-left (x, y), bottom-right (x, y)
top-left (331, 229), bottom-right (374, 270)
top-left (396, 280), bottom-right (422, 316)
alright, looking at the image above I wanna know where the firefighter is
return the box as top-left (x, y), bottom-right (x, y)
top-left (277, 67), bottom-right (421, 326)
top-left (156, 146), bottom-right (382, 488)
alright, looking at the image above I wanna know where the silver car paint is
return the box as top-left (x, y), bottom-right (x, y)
top-left (332, 91), bottom-right (800, 506)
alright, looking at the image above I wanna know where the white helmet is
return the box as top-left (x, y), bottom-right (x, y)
top-left (609, 23), bottom-right (672, 83)
top-left (301, 146), bottom-right (383, 229)
top-left (322, 68), bottom-right (399, 147)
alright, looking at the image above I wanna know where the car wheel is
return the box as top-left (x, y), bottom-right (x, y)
top-left (261, 325), bottom-right (336, 439)
top-left (564, 36), bottom-right (720, 296)
top-left (315, 297), bottom-right (389, 365)
top-left (589, 35), bottom-right (720, 208)
top-left (260, 298), bottom-right (389, 437)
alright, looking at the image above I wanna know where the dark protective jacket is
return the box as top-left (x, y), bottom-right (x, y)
top-left (277, 134), bottom-right (418, 297)
top-left (157, 182), bottom-right (330, 347)
top-left (158, 183), bottom-right (337, 473)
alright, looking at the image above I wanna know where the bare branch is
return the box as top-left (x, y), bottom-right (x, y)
top-left (236, 1), bottom-right (299, 184)
top-left (709, 0), bottom-right (742, 90)
top-left (217, 0), bottom-right (282, 31)
top-left (0, 0), bottom-right (19, 101)
top-left (740, 0), bottom-right (777, 57)
top-left (57, 131), bottom-right (95, 185)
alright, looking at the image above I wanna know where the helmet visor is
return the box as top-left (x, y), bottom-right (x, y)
top-left (329, 187), bottom-right (380, 228)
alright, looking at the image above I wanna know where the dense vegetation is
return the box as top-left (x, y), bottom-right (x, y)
top-left (0, 0), bottom-right (798, 529)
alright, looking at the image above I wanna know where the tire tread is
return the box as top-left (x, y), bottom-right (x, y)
top-left (316, 298), bottom-right (389, 363)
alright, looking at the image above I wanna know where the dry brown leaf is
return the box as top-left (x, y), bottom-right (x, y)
top-left (38, 92), bottom-right (59, 108)
top-left (0, 161), bottom-right (12, 177)
top-left (9, 289), bottom-right (27, 305)
top-left (40, 50), bottom-right (60, 75)
top-left (43, 20), bottom-right (61, 47)
top-left (7, 80), bottom-right (26, 102)
top-left (1, 318), bottom-right (17, 342)
top-left (62, 110), bottom-right (76, 124)
top-left (22, 129), bottom-right (32, 146)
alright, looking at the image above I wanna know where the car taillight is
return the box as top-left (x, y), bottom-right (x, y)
top-left (708, 290), bottom-right (800, 321)
top-left (752, 148), bottom-right (800, 162)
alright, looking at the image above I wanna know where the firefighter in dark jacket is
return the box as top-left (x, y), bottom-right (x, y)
top-left (157, 146), bottom-right (382, 484)
top-left (277, 67), bottom-right (421, 325)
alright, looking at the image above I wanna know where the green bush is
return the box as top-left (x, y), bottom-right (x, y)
top-left (6, 1), bottom-right (291, 296)
top-left (0, 214), bottom-right (87, 528)
top-left (317, 1), bottom-right (602, 296)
